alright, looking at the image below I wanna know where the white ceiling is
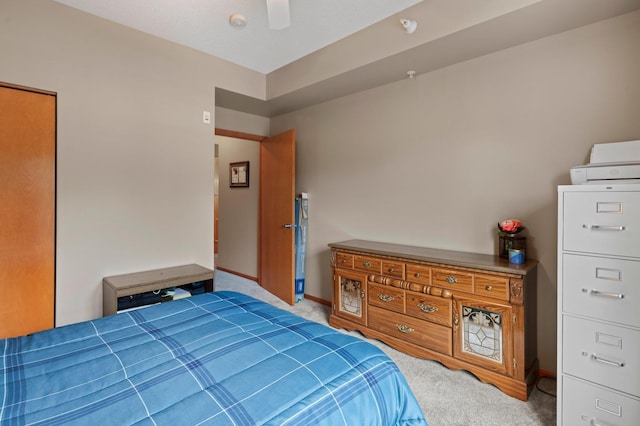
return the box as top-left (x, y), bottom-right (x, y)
top-left (52, 0), bottom-right (423, 74)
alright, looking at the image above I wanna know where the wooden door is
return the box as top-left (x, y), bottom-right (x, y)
top-left (0, 83), bottom-right (56, 338)
top-left (259, 129), bottom-right (296, 305)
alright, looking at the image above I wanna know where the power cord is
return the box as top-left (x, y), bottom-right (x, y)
top-left (535, 375), bottom-right (557, 398)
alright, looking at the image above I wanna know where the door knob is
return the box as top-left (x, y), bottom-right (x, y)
top-left (283, 224), bottom-right (297, 229)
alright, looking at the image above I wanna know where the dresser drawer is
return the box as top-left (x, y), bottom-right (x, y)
top-left (563, 254), bottom-right (640, 328)
top-left (405, 292), bottom-right (452, 327)
top-left (406, 263), bottom-right (431, 285)
top-left (353, 255), bottom-right (382, 274)
top-left (368, 282), bottom-right (405, 314)
top-left (474, 274), bottom-right (510, 301)
top-left (336, 252), bottom-right (354, 269)
top-left (382, 260), bottom-right (404, 279)
top-left (369, 305), bottom-right (452, 355)
top-left (563, 315), bottom-right (640, 397)
top-left (432, 268), bottom-right (473, 293)
top-left (562, 375), bottom-right (640, 426)
top-left (563, 191), bottom-right (640, 258)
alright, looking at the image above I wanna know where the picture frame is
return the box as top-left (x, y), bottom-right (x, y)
top-left (229, 161), bottom-right (249, 188)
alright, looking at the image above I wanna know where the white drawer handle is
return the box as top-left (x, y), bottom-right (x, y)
top-left (582, 224), bottom-right (625, 231)
top-left (582, 288), bottom-right (625, 299)
top-left (590, 418), bottom-right (608, 426)
top-left (590, 353), bottom-right (625, 368)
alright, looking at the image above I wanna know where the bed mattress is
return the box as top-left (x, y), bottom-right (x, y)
top-left (1, 291), bottom-right (427, 425)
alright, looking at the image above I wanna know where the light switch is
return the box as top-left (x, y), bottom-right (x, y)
top-left (203, 111), bottom-right (211, 124)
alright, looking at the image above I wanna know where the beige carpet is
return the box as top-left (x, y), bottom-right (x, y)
top-left (214, 270), bottom-right (556, 425)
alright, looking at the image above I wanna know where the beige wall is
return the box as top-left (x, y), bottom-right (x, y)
top-left (270, 10), bottom-right (640, 374)
top-left (215, 107), bottom-right (270, 136)
top-left (0, 0), bottom-right (264, 325)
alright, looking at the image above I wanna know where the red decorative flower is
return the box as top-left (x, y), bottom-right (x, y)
top-left (498, 219), bottom-right (525, 236)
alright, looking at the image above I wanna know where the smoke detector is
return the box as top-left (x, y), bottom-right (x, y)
top-left (400, 18), bottom-right (417, 34)
top-left (229, 13), bottom-right (247, 29)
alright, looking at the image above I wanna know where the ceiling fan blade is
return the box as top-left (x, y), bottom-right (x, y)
top-left (266, 0), bottom-right (290, 30)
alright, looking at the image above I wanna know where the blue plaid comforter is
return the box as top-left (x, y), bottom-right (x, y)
top-left (1, 291), bottom-right (427, 425)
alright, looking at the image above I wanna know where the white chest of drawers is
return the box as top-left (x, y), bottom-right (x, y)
top-left (557, 184), bottom-right (640, 425)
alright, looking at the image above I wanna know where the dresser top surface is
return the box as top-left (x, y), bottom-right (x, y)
top-left (329, 239), bottom-right (538, 276)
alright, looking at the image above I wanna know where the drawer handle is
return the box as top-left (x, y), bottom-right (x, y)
top-left (589, 353), bottom-right (625, 368)
top-left (396, 324), bottom-right (414, 334)
top-left (445, 275), bottom-right (457, 284)
top-left (363, 261), bottom-right (371, 268)
top-left (414, 273), bottom-right (421, 278)
top-left (582, 288), bottom-right (625, 299)
top-left (589, 418), bottom-right (609, 426)
top-left (388, 267), bottom-right (394, 273)
top-left (417, 303), bottom-right (438, 313)
top-left (485, 285), bottom-right (493, 291)
top-left (378, 294), bottom-right (394, 302)
top-left (582, 224), bottom-right (626, 231)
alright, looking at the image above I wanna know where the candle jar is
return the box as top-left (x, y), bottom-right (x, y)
top-left (498, 234), bottom-right (526, 259)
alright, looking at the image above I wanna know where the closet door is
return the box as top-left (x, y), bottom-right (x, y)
top-left (0, 83), bottom-right (55, 338)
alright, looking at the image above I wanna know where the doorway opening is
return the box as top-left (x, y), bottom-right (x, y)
top-left (214, 128), bottom-right (297, 305)
top-left (214, 129), bottom-right (265, 283)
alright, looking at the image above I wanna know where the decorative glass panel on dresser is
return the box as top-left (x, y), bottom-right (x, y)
top-left (453, 297), bottom-right (514, 377)
top-left (557, 184), bottom-right (640, 425)
top-left (334, 268), bottom-right (368, 326)
top-left (328, 239), bottom-right (538, 401)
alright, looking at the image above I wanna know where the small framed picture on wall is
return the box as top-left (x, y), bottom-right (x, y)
top-left (229, 161), bottom-right (249, 188)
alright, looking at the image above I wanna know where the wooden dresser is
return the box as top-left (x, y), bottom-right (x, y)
top-left (328, 239), bottom-right (538, 401)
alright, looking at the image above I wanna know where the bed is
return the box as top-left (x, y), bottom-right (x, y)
top-left (1, 291), bottom-right (427, 425)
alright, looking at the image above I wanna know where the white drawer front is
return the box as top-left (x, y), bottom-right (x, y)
top-left (563, 254), bottom-right (640, 328)
top-left (563, 315), bottom-right (640, 397)
top-left (563, 192), bottom-right (640, 258)
top-left (562, 375), bottom-right (640, 426)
